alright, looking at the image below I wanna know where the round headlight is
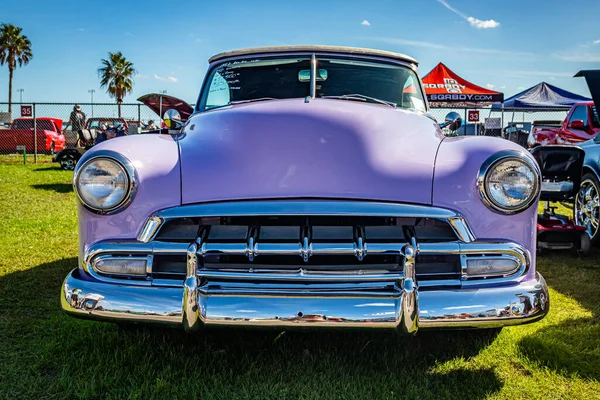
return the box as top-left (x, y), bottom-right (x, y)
top-left (478, 151), bottom-right (540, 214)
top-left (74, 153), bottom-right (135, 214)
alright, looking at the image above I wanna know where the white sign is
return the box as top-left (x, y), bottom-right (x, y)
top-left (16, 145), bottom-right (26, 151)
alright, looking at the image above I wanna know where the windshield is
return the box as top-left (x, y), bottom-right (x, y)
top-left (200, 56), bottom-right (426, 112)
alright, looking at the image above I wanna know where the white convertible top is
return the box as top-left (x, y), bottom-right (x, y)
top-left (209, 45), bottom-right (418, 65)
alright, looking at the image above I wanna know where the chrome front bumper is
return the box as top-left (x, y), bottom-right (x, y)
top-left (61, 268), bottom-right (549, 332)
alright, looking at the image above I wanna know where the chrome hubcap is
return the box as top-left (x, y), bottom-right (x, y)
top-left (576, 179), bottom-right (600, 239)
top-left (61, 157), bottom-right (76, 170)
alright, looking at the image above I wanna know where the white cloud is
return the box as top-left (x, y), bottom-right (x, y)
top-left (594, 39), bottom-right (600, 45)
top-left (517, 86), bottom-right (526, 90)
top-left (466, 17), bottom-right (500, 29)
top-left (77, 28), bottom-right (84, 32)
top-left (373, 37), bottom-right (535, 58)
top-left (486, 83), bottom-right (495, 89)
top-left (552, 52), bottom-right (600, 62)
top-left (135, 74), bottom-right (149, 79)
top-left (498, 69), bottom-right (574, 78)
top-left (437, 0), bottom-right (500, 29)
top-left (361, 20), bottom-right (371, 27)
top-left (499, 85), bottom-right (506, 89)
top-left (154, 74), bottom-right (178, 83)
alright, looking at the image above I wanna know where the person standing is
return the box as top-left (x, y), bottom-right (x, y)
top-left (68, 105), bottom-right (87, 146)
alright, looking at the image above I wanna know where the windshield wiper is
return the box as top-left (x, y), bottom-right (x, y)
top-left (229, 97), bottom-right (277, 105)
top-left (321, 94), bottom-right (396, 108)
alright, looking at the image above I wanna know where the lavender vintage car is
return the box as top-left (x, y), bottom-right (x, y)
top-left (61, 46), bottom-right (549, 333)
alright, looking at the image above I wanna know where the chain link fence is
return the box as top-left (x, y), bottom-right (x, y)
top-left (0, 102), bottom-right (162, 163)
top-left (429, 107), bottom-right (569, 148)
top-left (0, 101), bottom-right (571, 164)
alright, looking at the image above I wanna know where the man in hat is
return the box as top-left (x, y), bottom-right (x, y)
top-left (68, 105), bottom-right (87, 147)
top-left (69, 105), bottom-right (86, 132)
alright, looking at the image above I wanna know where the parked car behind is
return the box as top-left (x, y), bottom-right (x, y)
top-left (54, 118), bottom-right (128, 170)
top-left (573, 70), bottom-right (600, 245)
top-left (528, 102), bottom-right (600, 147)
top-left (61, 46), bottom-right (548, 334)
top-left (0, 117), bottom-right (65, 154)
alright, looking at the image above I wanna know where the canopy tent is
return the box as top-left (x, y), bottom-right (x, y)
top-left (491, 82), bottom-right (590, 110)
top-left (422, 62), bottom-right (503, 108)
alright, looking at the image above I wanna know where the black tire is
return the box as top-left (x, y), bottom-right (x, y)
top-left (50, 142), bottom-right (55, 155)
top-left (579, 231), bottom-right (591, 254)
top-left (575, 172), bottom-right (600, 246)
top-left (59, 153), bottom-right (78, 171)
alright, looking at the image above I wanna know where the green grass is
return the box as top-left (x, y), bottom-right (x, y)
top-left (1, 160), bottom-right (599, 399)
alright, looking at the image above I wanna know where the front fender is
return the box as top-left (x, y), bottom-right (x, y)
top-left (75, 135), bottom-right (181, 263)
top-left (433, 136), bottom-right (538, 280)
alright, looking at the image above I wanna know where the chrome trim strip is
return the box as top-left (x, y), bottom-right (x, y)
top-left (154, 200), bottom-right (463, 220)
top-left (149, 200), bottom-right (476, 244)
top-left (198, 269), bottom-right (404, 282)
top-left (138, 217), bottom-right (163, 243)
top-left (477, 150), bottom-right (541, 215)
top-left (83, 239), bottom-right (530, 285)
top-left (73, 150), bottom-right (138, 215)
top-left (447, 217), bottom-right (476, 243)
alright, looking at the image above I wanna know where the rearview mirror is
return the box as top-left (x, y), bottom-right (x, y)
top-left (163, 109), bottom-right (183, 129)
top-left (298, 69), bottom-right (328, 82)
top-left (570, 119), bottom-right (585, 130)
top-left (439, 112), bottom-right (462, 132)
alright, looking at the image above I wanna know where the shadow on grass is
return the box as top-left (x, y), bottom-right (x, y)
top-left (0, 259), bottom-right (505, 399)
top-left (537, 250), bottom-right (600, 317)
top-left (519, 317), bottom-right (600, 380)
top-left (33, 166), bottom-right (63, 172)
top-left (31, 183), bottom-right (72, 193)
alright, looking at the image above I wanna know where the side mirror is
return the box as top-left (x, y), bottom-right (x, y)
top-left (439, 112), bottom-right (462, 132)
top-left (163, 109), bottom-right (183, 129)
top-left (569, 119), bottom-right (585, 130)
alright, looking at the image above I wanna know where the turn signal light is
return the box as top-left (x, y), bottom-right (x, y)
top-left (93, 257), bottom-right (148, 276)
top-left (466, 257), bottom-right (519, 277)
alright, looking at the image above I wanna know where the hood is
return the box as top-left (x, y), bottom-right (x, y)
top-left (137, 93), bottom-right (194, 122)
top-left (575, 70), bottom-right (600, 109)
top-left (179, 98), bottom-right (444, 205)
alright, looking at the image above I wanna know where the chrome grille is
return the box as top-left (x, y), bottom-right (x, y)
top-left (85, 201), bottom-right (528, 288)
top-left (149, 214), bottom-right (461, 282)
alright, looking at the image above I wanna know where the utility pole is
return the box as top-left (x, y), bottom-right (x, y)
top-left (17, 89), bottom-right (24, 103)
top-left (88, 89), bottom-right (95, 117)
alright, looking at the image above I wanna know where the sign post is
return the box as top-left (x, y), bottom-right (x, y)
top-left (33, 103), bottom-right (37, 163)
top-left (16, 145), bottom-right (26, 165)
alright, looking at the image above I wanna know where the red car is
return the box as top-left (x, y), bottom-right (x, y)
top-left (528, 101), bottom-right (600, 147)
top-left (0, 117), bottom-right (66, 154)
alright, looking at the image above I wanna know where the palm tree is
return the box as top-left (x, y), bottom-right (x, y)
top-left (0, 23), bottom-right (33, 115)
top-left (98, 52), bottom-right (136, 117)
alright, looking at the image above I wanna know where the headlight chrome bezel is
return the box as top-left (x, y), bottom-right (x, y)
top-left (477, 150), bottom-right (540, 215)
top-left (73, 150), bottom-right (137, 215)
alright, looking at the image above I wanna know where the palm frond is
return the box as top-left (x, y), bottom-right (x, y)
top-left (98, 51), bottom-right (137, 103)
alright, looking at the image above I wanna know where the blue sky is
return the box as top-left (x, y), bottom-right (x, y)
top-left (1, 0), bottom-right (599, 104)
